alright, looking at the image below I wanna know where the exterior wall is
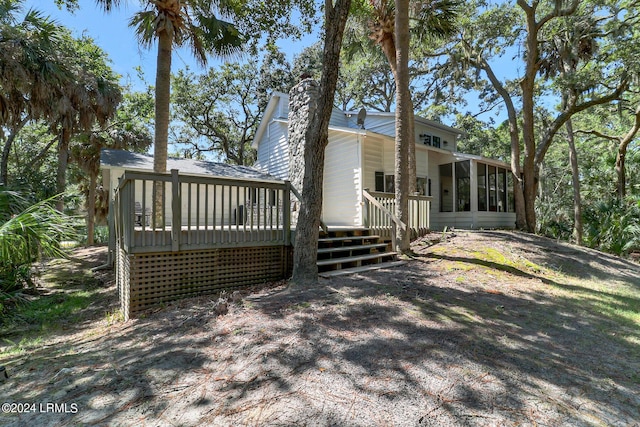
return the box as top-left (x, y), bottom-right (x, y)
top-left (428, 151), bottom-right (449, 215)
top-left (416, 146), bottom-right (429, 178)
top-left (362, 135), bottom-right (385, 191)
top-left (254, 121), bottom-right (289, 180)
top-left (414, 122), bottom-right (459, 152)
top-left (433, 212), bottom-right (516, 230)
top-left (322, 131), bottom-right (362, 226)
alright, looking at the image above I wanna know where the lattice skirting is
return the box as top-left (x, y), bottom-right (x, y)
top-left (117, 245), bottom-right (292, 319)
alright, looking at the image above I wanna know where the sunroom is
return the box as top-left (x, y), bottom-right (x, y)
top-left (431, 154), bottom-right (517, 230)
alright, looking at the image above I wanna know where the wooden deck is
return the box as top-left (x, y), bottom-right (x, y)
top-left (112, 170), bottom-right (431, 319)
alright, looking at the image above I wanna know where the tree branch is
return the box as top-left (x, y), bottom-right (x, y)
top-left (535, 76), bottom-right (629, 164)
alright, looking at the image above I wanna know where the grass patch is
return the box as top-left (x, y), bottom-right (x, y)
top-left (0, 336), bottom-right (44, 357)
top-left (13, 291), bottom-right (93, 325)
top-left (1, 288), bottom-right (102, 357)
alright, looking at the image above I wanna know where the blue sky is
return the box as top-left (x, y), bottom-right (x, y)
top-left (25, 1), bottom-right (317, 90)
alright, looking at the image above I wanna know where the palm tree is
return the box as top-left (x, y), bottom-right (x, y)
top-left (97, 0), bottom-right (245, 224)
top-left (366, 0), bottom-right (460, 252)
top-left (51, 33), bottom-right (122, 212)
top-left (0, 0), bottom-right (68, 186)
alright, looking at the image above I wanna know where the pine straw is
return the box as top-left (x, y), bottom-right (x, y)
top-left (1, 231), bottom-right (639, 427)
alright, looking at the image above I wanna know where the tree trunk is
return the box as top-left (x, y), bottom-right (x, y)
top-left (616, 145), bottom-right (626, 199)
top-left (519, 1), bottom-right (538, 233)
top-left (55, 128), bottom-right (71, 212)
top-left (394, 0), bottom-right (411, 253)
top-left (375, 15), bottom-right (417, 198)
top-left (153, 29), bottom-right (173, 225)
top-left (566, 119), bottom-right (582, 244)
top-left (290, 0), bottom-right (351, 286)
top-left (86, 170), bottom-right (97, 245)
top-left (0, 116), bottom-right (29, 186)
top-left (614, 104), bottom-right (640, 199)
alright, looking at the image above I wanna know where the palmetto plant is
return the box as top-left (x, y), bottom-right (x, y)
top-left (0, 190), bottom-right (78, 297)
top-left (583, 197), bottom-right (640, 256)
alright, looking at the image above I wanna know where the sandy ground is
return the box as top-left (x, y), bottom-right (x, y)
top-left (1, 230), bottom-right (639, 426)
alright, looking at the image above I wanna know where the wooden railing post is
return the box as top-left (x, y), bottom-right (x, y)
top-left (171, 169), bottom-right (181, 252)
top-left (284, 181), bottom-right (291, 246)
top-left (363, 188), bottom-right (370, 228)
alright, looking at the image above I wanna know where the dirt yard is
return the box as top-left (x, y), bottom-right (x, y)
top-left (1, 230), bottom-right (639, 426)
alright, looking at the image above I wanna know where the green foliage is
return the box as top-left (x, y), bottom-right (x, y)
top-left (0, 190), bottom-right (79, 296)
top-left (583, 197), bottom-right (640, 256)
top-left (77, 225), bottom-right (109, 245)
top-left (172, 61), bottom-right (271, 165)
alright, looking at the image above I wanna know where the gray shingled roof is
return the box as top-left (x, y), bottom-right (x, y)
top-left (100, 149), bottom-right (280, 182)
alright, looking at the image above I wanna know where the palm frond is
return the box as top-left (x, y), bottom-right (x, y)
top-left (0, 0), bottom-right (21, 25)
top-left (191, 14), bottom-right (245, 61)
top-left (129, 10), bottom-right (157, 49)
top-left (95, 0), bottom-right (126, 13)
top-left (411, 0), bottom-right (461, 43)
top-left (0, 194), bottom-right (78, 270)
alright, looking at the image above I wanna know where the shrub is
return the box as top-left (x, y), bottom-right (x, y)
top-left (583, 197), bottom-right (640, 256)
top-left (0, 190), bottom-right (79, 296)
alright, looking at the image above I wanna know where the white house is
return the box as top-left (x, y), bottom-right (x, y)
top-left (252, 91), bottom-right (516, 231)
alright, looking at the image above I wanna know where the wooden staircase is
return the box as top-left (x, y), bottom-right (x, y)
top-left (317, 228), bottom-right (405, 277)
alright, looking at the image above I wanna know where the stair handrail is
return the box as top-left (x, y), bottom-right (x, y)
top-left (289, 183), bottom-right (329, 234)
top-left (362, 189), bottom-right (406, 250)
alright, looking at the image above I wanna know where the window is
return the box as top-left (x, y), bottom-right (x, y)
top-left (439, 163), bottom-right (453, 212)
top-left (455, 161), bottom-right (470, 211)
top-left (488, 165), bottom-right (497, 211)
top-left (374, 172), bottom-right (396, 194)
top-left (477, 163), bottom-right (487, 211)
top-left (420, 134), bottom-right (432, 145)
top-left (498, 168), bottom-right (507, 212)
top-left (375, 171), bottom-right (384, 192)
top-left (432, 136), bottom-right (441, 148)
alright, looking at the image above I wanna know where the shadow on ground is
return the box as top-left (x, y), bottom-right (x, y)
top-left (1, 231), bottom-right (638, 426)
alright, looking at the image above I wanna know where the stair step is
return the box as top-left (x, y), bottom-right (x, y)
top-left (318, 235), bottom-right (380, 243)
top-left (316, 252), bottom-right (397, 267)
top-left (317, 243), bottom-right (389, 254)
top-left (320, 260), bottom-right (407, 277)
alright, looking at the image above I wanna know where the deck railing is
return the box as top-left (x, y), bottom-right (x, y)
top-left (114, 169), bottom-right (291, 253)
top-left (363, 190), bottom-right (431, 243)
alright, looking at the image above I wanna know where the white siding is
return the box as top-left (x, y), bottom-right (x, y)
top-left (430, 212), bottom-right (516, 231)
top-left (415, 123), bottom-right (459, 152)
top-left (362, 136), bottom-right (385, 191)
top-left (255, 121), bottom-right (289, 180)
top-left (323, 131), bottom-right (361, 226)
top-left (416, 146), bottom-right (429, 178)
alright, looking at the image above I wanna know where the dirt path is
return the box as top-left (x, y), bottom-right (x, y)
top-left (1, 231), bottom-right (639, 426)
